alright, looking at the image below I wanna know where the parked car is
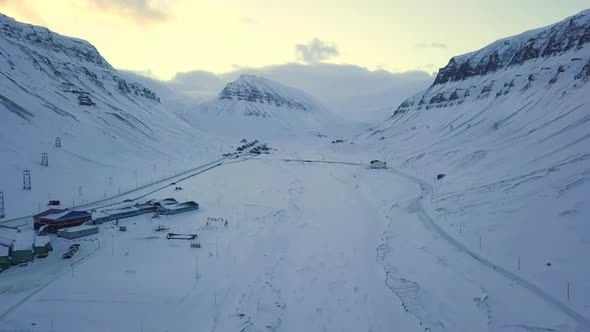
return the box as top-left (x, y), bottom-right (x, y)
top-left (63, 252), bottom-right (73, 259)
top-left (170, 182), bottom-right (176, 185)
top-left (19, 261), bottom-right (28, 267)
top-left (69, 244), bottom-right (79, 251)
top-left (175, 186), bottom-right (183, 191)
top-left (37, 252), bottom-right (49, 259)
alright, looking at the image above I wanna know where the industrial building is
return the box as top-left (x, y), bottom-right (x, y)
top-left (58, 224), bottom-right (99, 239)
top-left (0, 245), bottom-right (10, 270)
top-left (91, 211), bottom-right (111, 224)
top-left (0, 226), bottom-right (16, 248)
top-left (157, 201), bottom-right (200, 215)
top-left (34, 236), bottom-right (51, 255)
top-left (11, 228), bottom-right (34, 263)
top-left (34, 209), bottom-right (92, 233)
top-left (102, 205), bottom-right (145, 220)
top-left (33, 209), bottom-right (66, 229)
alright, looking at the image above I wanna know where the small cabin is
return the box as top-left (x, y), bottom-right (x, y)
top-left (369, 160), bottom-right (387, 169)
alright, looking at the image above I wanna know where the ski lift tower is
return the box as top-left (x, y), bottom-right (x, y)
top-left (0, 192), bottom-right (5, 218)
top-left (23, 170), bottom-right (31, 190)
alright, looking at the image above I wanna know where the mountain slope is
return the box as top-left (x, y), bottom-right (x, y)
top-left (0, 13), bottom-right (217, 218)
top-left (357, 9), bottom-right (590, 319)
top-left (178, 75), bottom-right (349, 139)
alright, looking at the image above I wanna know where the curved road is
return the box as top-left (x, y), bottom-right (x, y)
top-left (272, 157), bottom-right (590, 330)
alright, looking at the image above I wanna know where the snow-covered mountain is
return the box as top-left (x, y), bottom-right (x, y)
top-left (356, 9), bottom-right (590, 317)
top-left (178, 75), bottom-right (348, 139)
top-left (0, 13), bottom-right (217, 218)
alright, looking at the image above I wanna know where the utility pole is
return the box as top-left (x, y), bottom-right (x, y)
top-left (23, 170), bottom-right (31, 190)
top-left (0, 191), bottom-right (5, 218)
top-left (195, 257), bottom-right (199, 280)
top-left (518, 255), bottom-right (521, 271)
top-left (567, 281), bottom-right (570, 302)
top-left (111, 234), bottom-right (114, 256)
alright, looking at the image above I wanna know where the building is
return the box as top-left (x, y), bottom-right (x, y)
top-left (33, 209), bottom-right (66, 229)
top-left (0, 226), bottom-right (16, 248)
top-left (11, 228), bottom-right (34, 263)
top-left (102, 205), bottom-right (144, 220)
top-left (0, 227), bottom-right (16, 269)
top-left (91, 211), bottom-right (111, 224)
top-left (369, 160), bottom-right (387, 169)
top-left (34, 235), bottom-right (51, 255)
top-left (35, 210), bottom-right (92, 233)
top-left (157, 201), bottom-right (200, 215)
top-left (58, 224), bottom-right (99, 239)
top-left (134, 202), bottom-right (157, 214)
top-left (35, 209), bottom-right (92, 232)
top-left (0, 245), bottom-right (10, 270)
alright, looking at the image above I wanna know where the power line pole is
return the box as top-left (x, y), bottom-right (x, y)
top-left (0, 191), bottom-right (5, 218)
top-left (23, 170), bottom-right (31, 190)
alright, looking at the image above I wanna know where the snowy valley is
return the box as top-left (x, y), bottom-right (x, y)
top-left (0, 8), bottom-right (590, 332)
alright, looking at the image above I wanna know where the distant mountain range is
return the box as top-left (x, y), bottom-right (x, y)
top-left (177, 74), bottom-right (350, 139)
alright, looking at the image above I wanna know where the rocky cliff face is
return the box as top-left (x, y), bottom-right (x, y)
top-left (0, 13), bottom-right (110, 69)
top-left (0, 13), bottom-right (159, 106)
top-left (218, 75), bottom-right (315, 114)
top-left (391, 10), bottom-right (590, 117)
top-left (179, 75), bottom-right (346, 138)
top-left (432, 9), bottom-right (590, 86)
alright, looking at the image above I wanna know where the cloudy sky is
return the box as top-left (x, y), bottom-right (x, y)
top-left (2, 0), bottom-right (589, 119)
top-left (2, 0), bottom-right (588, 79)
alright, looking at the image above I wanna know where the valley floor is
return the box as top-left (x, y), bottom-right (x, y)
top-left (0, 149), bottom-right (588, 331)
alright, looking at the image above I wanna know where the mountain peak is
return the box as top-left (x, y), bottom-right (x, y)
top-left (432, 8), bottom-right (590, 86)
top-left (217, 75), bottom-right (320, 113)
top-left (0, 13), bottom-right (110, 69)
